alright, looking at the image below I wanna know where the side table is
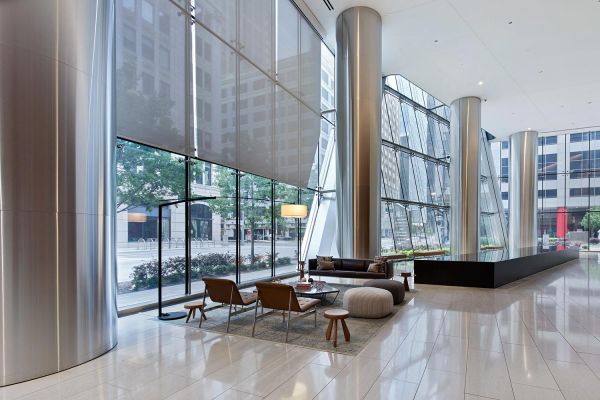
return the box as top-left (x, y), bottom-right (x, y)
top-left (184, 301), bottom-right (207, 323)
top-left (400, 271), bottom-right (412, 292)
top-left (324, 309), bottom-right (350, 347)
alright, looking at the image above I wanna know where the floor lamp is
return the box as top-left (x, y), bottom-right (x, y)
top-left (281, 204), bottom-right (308, 280)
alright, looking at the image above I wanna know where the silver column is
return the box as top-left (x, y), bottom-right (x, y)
top-left (509, 131), bottom-right (539, 255)
top-left (336, 7), bottom-right (382, 259)
top-left (449, 97), bottom-right (481, 255)
top-left (0, 0), bottom-right (117, 386)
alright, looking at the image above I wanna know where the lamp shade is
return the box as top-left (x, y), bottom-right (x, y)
top-left (128, 212), bottom-right (147, 223)
top-left (281, 204), bottom-right (307, 218)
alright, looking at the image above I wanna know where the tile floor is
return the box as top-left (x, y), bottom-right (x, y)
top-left (6, 255), bottom-right (600, 399)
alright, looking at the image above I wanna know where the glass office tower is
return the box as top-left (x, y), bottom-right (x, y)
top-left (492, 132), bottom-right (600, 251)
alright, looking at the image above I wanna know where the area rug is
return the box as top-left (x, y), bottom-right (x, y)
top-left (167, 284), bottom-right (415, 355)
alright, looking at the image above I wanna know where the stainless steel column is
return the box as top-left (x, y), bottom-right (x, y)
top-left (336, 7), bottom-right (382, 259)
top-left (449, 97), bottom-right (481, 255)
top-left (0, 0), bottom-right (117, 385)
top-left (509, 131), bottom-right (539, 255)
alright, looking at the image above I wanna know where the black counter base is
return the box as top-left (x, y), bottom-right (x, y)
top-left (414, 248), bottom-right (580, 288)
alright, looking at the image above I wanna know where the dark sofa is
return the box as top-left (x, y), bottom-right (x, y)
top-left (308, 258), bottom-right (393, 280)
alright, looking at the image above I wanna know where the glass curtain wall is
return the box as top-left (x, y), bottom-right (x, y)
top-left (382, 75), bottom-right (507, 257)
top-left (480, 133), bottom-right (509, 249)
top-left (381, 75), bottom-right (450, 257)
top-left (491, 131), bottom-right (600, 252)
top-left (115, 0), bottom-right (336, 311)
top-left (116, 0), bottom-right (322, 187)
top-left (116, 138), bottom-right (334, 310)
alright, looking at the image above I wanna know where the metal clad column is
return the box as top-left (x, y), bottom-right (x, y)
top-left (0, 0), bottom-right (117, 385)
top-left (336, 7), bottom-right (382, 259)
top-left (449, 97), bottom-right (481, 255)
top-left (509, 131), bottom-right (539, 255)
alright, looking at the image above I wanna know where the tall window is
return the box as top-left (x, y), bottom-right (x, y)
top-left (491, 132), bottom-right (600, 252)
top-left (381, 75), bottom-right (450, 257)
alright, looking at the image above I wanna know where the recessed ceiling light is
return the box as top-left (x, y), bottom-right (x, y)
top-left (478, 81), bottom-right (484, 86)
top-left (527, 128), bottom-right (532, 130)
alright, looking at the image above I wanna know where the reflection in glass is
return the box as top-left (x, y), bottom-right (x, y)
top-left (275, 183), bottom-right (299, 276)
top-left (239, 0), bottom-right (274, 75)
top-left (239, 173), bottom-right (273, 282)
top-left (193, 24), bottom-right (237, 168)
top-left (116, 0), bottom-right (187, 153)
top-left (239, 59), bottom-right (274, 177)
top-left (189, 163), bottom-right (238, 292)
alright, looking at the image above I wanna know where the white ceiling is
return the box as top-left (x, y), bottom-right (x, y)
top-left (302, 0), bottom-right (600, 138)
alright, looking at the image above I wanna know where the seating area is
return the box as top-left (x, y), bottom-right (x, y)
top-left (184, 270), bottom-right (411, 346)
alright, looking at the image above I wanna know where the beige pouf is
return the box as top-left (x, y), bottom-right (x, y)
top-left (343, 287), bottom-right (394, 318)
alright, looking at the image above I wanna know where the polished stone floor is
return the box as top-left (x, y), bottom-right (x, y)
top-left (5, 255), bottom-right (600, 399)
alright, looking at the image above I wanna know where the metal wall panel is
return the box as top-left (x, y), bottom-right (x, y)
top-left (449, 97), bottom-right (481, 255)
top-left (509, 131), bottom-right (539, 254)
top-left (336, 7), bottom-right (382, 258)
top-left (0, 0), bottom-right (117, 386)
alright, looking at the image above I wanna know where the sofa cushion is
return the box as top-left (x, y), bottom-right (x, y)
top-left (341, 259), bottom-right (367, 272)
top-left (354, 272), bottom-right (387, 279)
top-left (309, 270), bottom-right (339, 277)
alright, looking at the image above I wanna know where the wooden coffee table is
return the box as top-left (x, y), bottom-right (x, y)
top-left (324, 309), bottom-right (350, 347)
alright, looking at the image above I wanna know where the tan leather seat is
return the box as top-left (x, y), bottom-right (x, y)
top-left (201, 277), bottom-right (258, 332)
top-left (297, 298), bottom-right (320, 311)
top-left (253, 282), bottom-right (320, 342)
top-left (239, 292), bottom-right (258, 305)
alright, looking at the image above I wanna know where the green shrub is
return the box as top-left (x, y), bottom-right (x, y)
top-left (129, 252), bottom-right (276, 290)
top-left (277, 257), bottom-right (292, 265)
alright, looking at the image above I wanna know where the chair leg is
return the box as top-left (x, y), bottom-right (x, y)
top-left (192, 308), bottom-right (196, 319)
top-left (285, 308), bottom-right (291, 342)
top-left (314, 306), bottom-right (317, 327)
top-left (185, 309), bottom-right (192, 323)
top-left (227, 302), bottom-right (233, 333)
top-left (199, 289), bottom-right (207, 328)
top-left (252, 300), bottom-right (259, 337)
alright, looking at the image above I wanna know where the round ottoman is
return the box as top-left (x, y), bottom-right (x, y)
top-left (364, 279), bottom-right (405, 304)
top-left (343, 287), bottom-right (393, 318)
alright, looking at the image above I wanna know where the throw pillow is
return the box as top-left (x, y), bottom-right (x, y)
top-left (317, 260), bottom-right (335, 271)
top-left (367, 263), bottom-right (381, 273)
top-left (316, 255), bottom-right (334, 270)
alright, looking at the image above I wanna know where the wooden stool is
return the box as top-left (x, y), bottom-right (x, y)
top-left (324, 309), bottom-right (350, 347)
top-left (400, 272), bottom-right (412, 292)
top-left (184, 301), bottom-right (207, 323)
